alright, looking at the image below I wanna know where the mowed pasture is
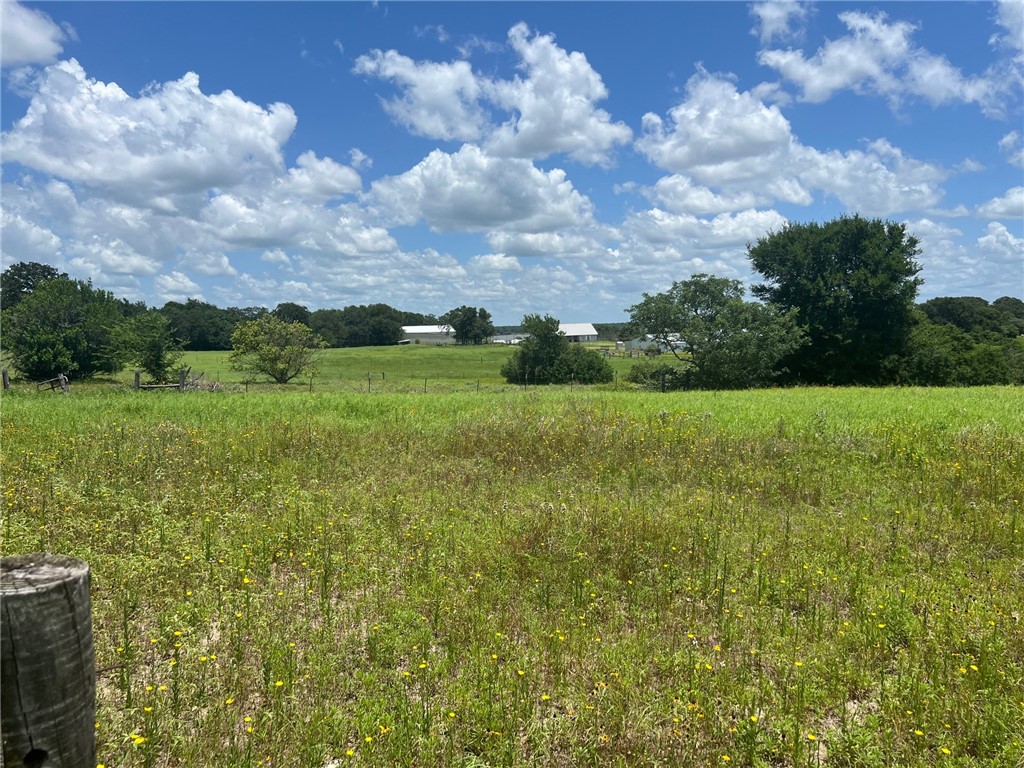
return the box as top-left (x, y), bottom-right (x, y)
top-left (170, 343), bottom-right (635, 392)
top-left (2, 383), bottom-right (1022, 767)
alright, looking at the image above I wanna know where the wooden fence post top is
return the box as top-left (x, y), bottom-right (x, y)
top-left (1, 553), bottom-right (89, 592)
top-left (2, 552), bottom-right (95, 768)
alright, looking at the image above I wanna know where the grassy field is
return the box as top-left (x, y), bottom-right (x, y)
top-left (179, 344), bottom-right (519, 389)
top-left (1, 383), bottom-right (1022, 767)
top-left (167, 343), bottom-right (636, 392)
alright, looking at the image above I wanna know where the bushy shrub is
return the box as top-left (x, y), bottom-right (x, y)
top-left (625, 359), bottom-right (690, 391)
top-left (548, 344), bottom-right (614, 385)
top-left (501, 314), bottom-right (613, 385)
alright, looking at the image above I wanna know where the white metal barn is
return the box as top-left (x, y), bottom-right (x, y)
top-left (559, 323), bottom-right (599, 342)
top-left (401, 325), bottom-right (454, 345)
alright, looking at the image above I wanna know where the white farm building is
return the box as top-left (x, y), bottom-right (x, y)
top-left (401, 325), bottom-right (454, 345)
top-left (559, 323), bottom-right (599, 343)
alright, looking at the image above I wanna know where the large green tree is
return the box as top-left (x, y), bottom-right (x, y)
top-left (748, 215), bottom-right (922, 385)
top-left (1, 261), bottom-right (67, 311)
top-left (272, 302), bottom-right (312, 326)
top-left (919, 296), bottom-right (1021, 341)
top-left (310, 305), bottom-right (437, 348)
top-left (500, 314), bottom-right (612, 385)
top-left (992, 297), bottom-right (1024, 334)
top-left (627, 273), bottom-right (805, 390)
top-left (309, 308), bottom-right (347, 347)
top-left (335, 304), bottom-right (404, 347)
top-left (229, 315), bottom-right (327, 383)
top-left (114, 311), bottom-right (185, 383)
top-left (2, 276), bottom-right (127, 379)
top-left (899, 311), bottom-right (1024, 386)
top-left (159, 299), bottom-right (264, 351)
top-left (440, 306), bottom-right (495, 344)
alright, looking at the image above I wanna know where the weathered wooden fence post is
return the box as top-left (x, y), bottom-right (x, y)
top-left (1, 553), bottom-right (95, 768)
top-left (134, 371), bottom-right (141, 389)
top-left (2, 369), bottom-right (9, 390)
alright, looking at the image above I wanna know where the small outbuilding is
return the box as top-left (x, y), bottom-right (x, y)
top-left (559, 323), bottom-right (599, 343)
top-left (402, 325), bottom-right (454, 345)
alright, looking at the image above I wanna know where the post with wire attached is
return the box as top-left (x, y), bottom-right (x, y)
top-left (1, 553), bottom-right (95, 768)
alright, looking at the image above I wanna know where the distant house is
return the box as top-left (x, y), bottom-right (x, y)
top-left (402, 325), bottom-right (454, 345)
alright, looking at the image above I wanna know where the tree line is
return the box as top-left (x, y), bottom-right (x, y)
top-left (624, 216), bottom-right (1023, 390)
top-left (2, 214), bottom-right (1021, 387)
top-left (0, 261), bottom-right (498, 383)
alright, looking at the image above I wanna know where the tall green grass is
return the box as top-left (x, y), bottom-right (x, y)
top-left (1, 386), bottom-right (1021, 766)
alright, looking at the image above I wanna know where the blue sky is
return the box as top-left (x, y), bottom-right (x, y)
top-left (1, 1), bottom-right (1021, 324)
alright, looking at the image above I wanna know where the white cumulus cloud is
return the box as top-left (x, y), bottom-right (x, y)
top-left (758, 9), bottom-right (1016, 117)
top-left (797, 139), bottom-right (947, 215)
top-left (261, 249), bottom-right (292, 266)
top-left (0, 208), bottom-right (63, 262)
top-left (976, 221), bottom-right (1024, 281)
top-left (624, 208), bottom-right (787, 250)
top-left (999, 131), bottom-right (1024, 168)
top-left (977, 186), bottom-right (1024, 219)
top-left (648, 175), bottom-right (760, 215)
top-left (992, 0), bottom-right (1024, 58)
top-left (749, 0), bottom-right (810, 45)
top-left (184, 251), bottom-right (238, 277)
top-left (278, 151), bottom-right (362, 202)
top-left (485, 230), bottom-right (606, 259)
top-left (978, 220), bottom-right (1023, 251)
top-left (68, 236), bottom-right (161, 276)
top-left (469, 253), bottom-right (523, 272)
top-left (354, 23), bottom-right (630, 166)
top-left (353, 50), bottom-right (486, 141)
top-left (155, 271), bottom-right (203, 303)
top-left (2, 60), bottom-right (297, 207)
top-left (367, 144), bottom-right (594, 233)
top-left (636, 71), bottom-right (946, 215)
top-left (1, 0), bottom-right (69, 66)
top-left (483, 23), bottom-right (632, 166)
top-left (637, 70), bottom-right (795, 186)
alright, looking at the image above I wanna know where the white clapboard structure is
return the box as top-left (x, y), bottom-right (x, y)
top-left (401, 324), bottom-right (455, 345)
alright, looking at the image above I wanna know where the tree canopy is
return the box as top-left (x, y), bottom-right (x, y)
top-left (229, 315), bottom-right (327, 383)
top-left (919, 296), bottom-right (1021, 341)
top-left (440, 306), bottom-right (495, 345)
top-left (114, 311), bottom-right (185, 383)
top-left (627, 274), bottom-right (805, 390)
top-left (161, 299), bottom-right (265, 351)
top-left (500, 314), bottom-right (613, 385)
top-left (272, 302), bottom-right (312, 326)
top-left (1, 261), bottom-right (67, 311)
top-left (992, 297), bottom-right (1024, 334)
top-left (307, 304), bottom-right (437, 347)
top-left (2, 276), bottom-right (127, 379)
top-left (749, 216), bottom-right (922, 385)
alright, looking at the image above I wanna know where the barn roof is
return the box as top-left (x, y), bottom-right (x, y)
top-left (402, 325), bottom-right (452, 335)
top-left (559, 322), bottom-right (598, 337)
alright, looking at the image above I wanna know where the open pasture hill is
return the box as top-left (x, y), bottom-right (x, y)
top-left (1, 386), bottom-right (1021, 767)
